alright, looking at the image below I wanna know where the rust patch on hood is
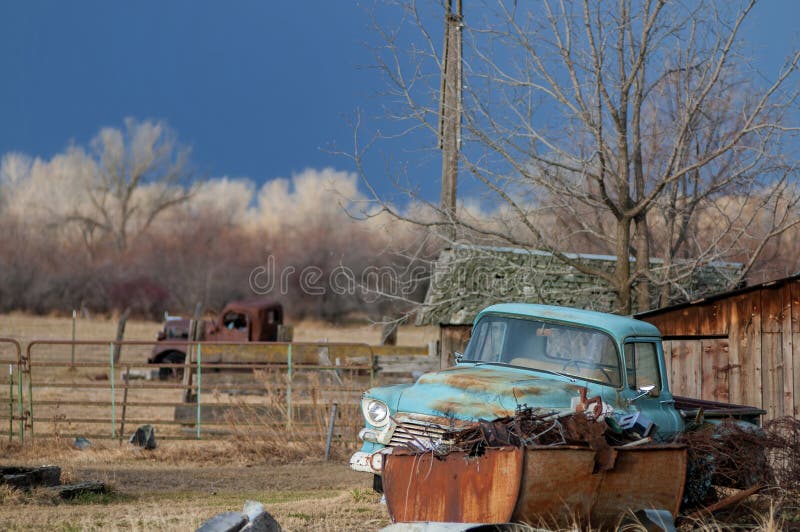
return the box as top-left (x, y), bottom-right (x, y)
top-left (432, 371), bottom-right (525, 390)
top-left (431, 399), bottom-right (515, 419)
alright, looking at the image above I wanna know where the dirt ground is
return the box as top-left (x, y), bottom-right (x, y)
top-left (0, 440), bottom-right (389, 531)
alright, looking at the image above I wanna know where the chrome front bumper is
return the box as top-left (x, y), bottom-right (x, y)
top-left (350, 413), bottom-right (469, 474)
top-left (349, 450), bottom-right (389, 474)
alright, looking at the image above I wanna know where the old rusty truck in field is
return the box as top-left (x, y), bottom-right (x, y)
top-left (148, 299), bottom-right (283, 379)
top-left (351, 304), bottom-right (765, 527)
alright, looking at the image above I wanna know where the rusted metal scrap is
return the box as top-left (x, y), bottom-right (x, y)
top-left (422, 405), bottom-right (622, 472)
top-left (562, 411), bottom-right (617, 472)
top-left (392, 402), bottom-right (640, 474)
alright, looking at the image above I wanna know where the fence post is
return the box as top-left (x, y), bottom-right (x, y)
top-left (196, 343), bottom-right (202, 440)
top-left (182, 324), bottom-right (196, 403)
top-left (286, 343), bottom-right (293, 429)
top-left (26, 363), bottom-right (32, 438)
top-left (8, 365), bottom-right (12, 442)
top-left (71, 310), bottom-right (76, 366)
top-left (17, 361), bottom-right (24, 444)
top-left (324, 402), bottom-right (338, 461)
top-left (112, 308), bottom-right (129, 364)
top-left (119, 366), bottom-right (130, 444)
top-left (109, 342), bottom-right (116, 439)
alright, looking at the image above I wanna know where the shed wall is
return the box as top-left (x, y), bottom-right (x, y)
top-left (640, 280), bottom-right (800, 420)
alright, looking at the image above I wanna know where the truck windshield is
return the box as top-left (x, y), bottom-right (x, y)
top-left (463, 315), bottom-right (621, 386)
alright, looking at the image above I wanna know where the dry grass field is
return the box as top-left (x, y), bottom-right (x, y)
top-left (1, 314), bottom-right (796, 531)
top-left (0, 313), bottom-right (435, 531)
top-left (0, 312), bottom-right (438, 346)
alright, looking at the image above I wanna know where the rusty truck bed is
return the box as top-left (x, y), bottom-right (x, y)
top-left (382, 444), bottom-right (687, 528)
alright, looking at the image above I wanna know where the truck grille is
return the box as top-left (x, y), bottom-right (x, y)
top-left (388, 414), bottom-right (460, 449)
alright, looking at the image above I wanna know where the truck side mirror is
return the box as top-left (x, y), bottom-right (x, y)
top-left (157, 331), bottom-right (166, 341)
top-left (627, 385), bottom-right (657, 405)
top-left (454, 351), bottom-right (464, 364)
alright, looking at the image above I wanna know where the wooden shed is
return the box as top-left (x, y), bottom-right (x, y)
top-left (636, 274), bottom-right (800, 420)
top-left (418, 244), bottom-right (742, 369)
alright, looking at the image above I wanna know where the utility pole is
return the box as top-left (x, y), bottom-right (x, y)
top-left (439, 0), bottom-right (463, 233)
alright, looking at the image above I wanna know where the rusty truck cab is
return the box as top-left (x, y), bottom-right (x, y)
top-left (148, 299), bottom-right (283, 378)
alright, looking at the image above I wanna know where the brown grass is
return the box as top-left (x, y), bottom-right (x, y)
top-left (0, 312), bottom-right (438, 346)
top-left (221, 376), bottom-right (364, 463)
top-left (676, 489), bottom-right (798, 531)
top-left (0, 484), bottom-right (389, 531)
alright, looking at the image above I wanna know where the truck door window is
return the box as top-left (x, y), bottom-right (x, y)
top-left (624, 342), bottom-right (661, 390)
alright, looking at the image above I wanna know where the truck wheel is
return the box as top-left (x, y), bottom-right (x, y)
top-left (158, 351), bottom-right (185, 380)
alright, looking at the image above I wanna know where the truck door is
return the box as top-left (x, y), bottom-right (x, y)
top-left (622, 338), bottom-right (684, 439)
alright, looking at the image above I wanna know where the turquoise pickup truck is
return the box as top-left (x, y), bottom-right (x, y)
top-left (350, 303), bottom-right (763, 476)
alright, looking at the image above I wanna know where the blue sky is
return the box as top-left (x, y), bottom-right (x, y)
top-left (1, 1), bottom-right (797, 203)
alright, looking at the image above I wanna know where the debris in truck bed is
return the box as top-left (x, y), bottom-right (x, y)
top-left (416, 404), bottom-right (650, 466)
top-left (444, 407), bottom-right (566, 452)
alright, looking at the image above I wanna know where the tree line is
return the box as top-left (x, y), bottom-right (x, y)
top-left (0, 119), bottom-right (431, 320)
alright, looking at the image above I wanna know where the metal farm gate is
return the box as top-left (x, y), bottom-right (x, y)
top-left (0, 338), bottom-right (25, 442)
top-left (0, 339), bottom-right (433, 445)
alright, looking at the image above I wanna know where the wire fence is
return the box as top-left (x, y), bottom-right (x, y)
top-left (2, 339), bottom-right (433, 444)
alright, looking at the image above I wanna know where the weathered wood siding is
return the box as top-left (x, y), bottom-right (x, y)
top-left (439, 325), bottom-right (471, 369)
top-left (641, 279), bottom-right (800, 419)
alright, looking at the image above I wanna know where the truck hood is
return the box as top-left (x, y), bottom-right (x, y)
top-left (395, 364), bottom-right (593, 421)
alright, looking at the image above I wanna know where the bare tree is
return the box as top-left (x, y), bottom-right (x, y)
top-left (353, 0), bottom-right (800, 314)
top-left (66, 118), bottom-right (196, 253)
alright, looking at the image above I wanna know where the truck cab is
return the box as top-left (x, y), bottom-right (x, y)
top-left (351, 303), bottom-right (685, 474)
top-left (148, 299), bottom-right (283, 378)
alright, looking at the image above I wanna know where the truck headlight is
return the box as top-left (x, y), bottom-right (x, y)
top-left (362, 398), bottom-right (390, 427)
